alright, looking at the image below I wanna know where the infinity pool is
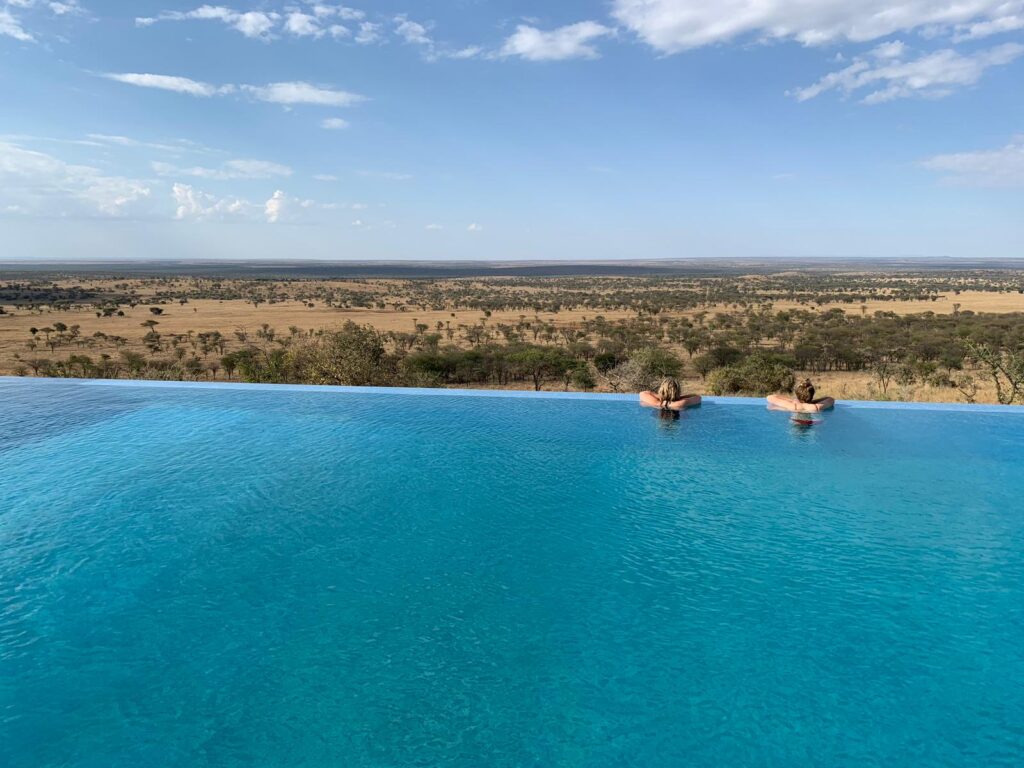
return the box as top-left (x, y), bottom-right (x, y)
top-left (1, 378), bottom-right (1022, 767)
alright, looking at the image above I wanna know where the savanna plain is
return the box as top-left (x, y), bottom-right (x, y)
top-left (3, 263), bottom-right (1024, 405)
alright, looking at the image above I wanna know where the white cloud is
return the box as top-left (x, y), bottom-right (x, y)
top-left (500, 21), bottom-right (613, 61)
top-left (425, 223), bottom-right (443, 230)
top-left (172, 183), bottom-right (250, 220)
top-left (872, 40), bottom-right (908, 59)
top-left (49, 1), bottom-right (84, 16)
top-left (321, 117), bottom-right (350, 130)
top-left (389, 14), bottom-right (481, 61)
top-left (310, 4), bottom-right (364, 21)
top-left (394, 14), bottom-right (431, 46)
top-left (137, 6), bottom-right (280, 40)
top-left (86, 133), bottom-right (206, 154)
top-left (313, 173), bottom-right (338, 181)
top-left (284, 11), bottom-right (322, 38)
top-left (611, 0), bottom-right (1024, 53)
top-left (0, 0), bottom-right (86, 42)
top-left (446, 45), bottom-right (483, 60)
top-left (224, 159), bottom-right (292, 177)
top-left (791, 42), bottom-right (1024, 103)
top-left (264, 189), bottom-right (287, 223)
top-left (104, 73), bottom-right (364, 108)
top-left (263, 189), bottom-right (324, 222)
top-left (0, 141), bottom-right (151, 217)
top-left (153, 158), bottom-right (293, 180)
top-left (354, 21), bottom-right (382, 44)
top-left (103, 72), bottom-right (228, 97)
top-left (954, 15), bottom-right (1024, 40)
top-left (921, 136), bottom-right (1024, 186)
top-left (241, 81), bottom-right (364, 106)
top-left (172, 185), bottom-right (328, 222)
top-left (467, 222), bottom-right (482, 232)
top-left (0, 8), bottom-right (34, 41)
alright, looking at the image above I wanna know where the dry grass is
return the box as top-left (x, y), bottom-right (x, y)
top-left (2, 278), bottom-right (1021, 404)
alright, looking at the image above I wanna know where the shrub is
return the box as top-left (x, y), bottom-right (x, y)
top-left (707, 353), bottom-right (796, 396)
top-left (606, 347), bottom-right (681, 391)
top-left (593, 351), bottom-right (619, 373)
top-left (570, 363), bottom-right (597, 391)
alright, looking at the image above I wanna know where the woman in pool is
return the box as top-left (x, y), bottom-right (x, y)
top-left (767, 378), bottom-right (835, 413)
top-left (640, 377), bottom-right (702, 411)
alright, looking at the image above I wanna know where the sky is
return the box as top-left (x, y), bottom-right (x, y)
top-left (0, 0), bottom-right (1022, 261)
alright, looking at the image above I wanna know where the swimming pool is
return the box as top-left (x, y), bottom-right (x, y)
top-left (1, 378), bottom-right (1022, 767)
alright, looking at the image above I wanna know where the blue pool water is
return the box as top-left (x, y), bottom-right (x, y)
top-left (1, 378), bottom-right (1023, 767)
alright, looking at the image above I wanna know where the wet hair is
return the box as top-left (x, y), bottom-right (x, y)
top-left (795, 378), bottom-right (816, 404)
top-left (656, 377), bottom-right (682, 408)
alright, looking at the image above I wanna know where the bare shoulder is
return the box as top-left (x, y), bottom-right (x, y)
top-left (639, 391), bottom-right (661, 407)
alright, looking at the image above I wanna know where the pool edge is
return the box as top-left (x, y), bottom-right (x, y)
top-left (2, 376), bottom-right (1023, 414)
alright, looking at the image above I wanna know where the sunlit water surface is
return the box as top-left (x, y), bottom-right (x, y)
top-left (1, 379), bottom-right (1022, 767)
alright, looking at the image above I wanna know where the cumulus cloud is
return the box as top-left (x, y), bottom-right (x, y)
top-left (790, 42), bottom-right (1024, 103)
top-left (263, 189), bottom-right (322, 222)
top-left (0, 141), bottom-right (151, 217)
top-left (136, 6), bottom-right (280, 40)
top-left (136, 3), bottom-right (389, 42)
top-left (131, 4), bottom-right (480, 57)
top-left (394, 14), bottom-right (431, 46)
top-left (172, 186), bottom-right (328, 222)
top-left (611, 0), bottom-right (1024, 53)
top-left (921, 136), bottom-right (1024, 186)
top-left (354, 20), bottom-right (382, 44)
top-left (264, 189), bottom-right (287, 223)
top-left (389, 14), bottom-right (483, 60)
top-left (500, 21), bottom-right (614, 61)
top-left (172, 183), bottom-right (250, 220)
top-left (153, 158), bottom-right (293, 180)
top-left (284, 11), bottom-right (323, 38)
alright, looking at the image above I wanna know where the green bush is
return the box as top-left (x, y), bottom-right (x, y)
top-left (707, 353), bottom-right (796, 396)
top-left (570, 363), bottom-right (597, 391)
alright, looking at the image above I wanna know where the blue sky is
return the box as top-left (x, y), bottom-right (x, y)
top-left (1, 0), bottom-right (1022, 261)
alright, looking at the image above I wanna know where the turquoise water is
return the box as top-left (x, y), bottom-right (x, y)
top-left (1, 379), bottom-right (1023, 767)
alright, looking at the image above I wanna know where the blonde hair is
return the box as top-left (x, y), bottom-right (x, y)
top-left (656, 377), bottom-right (682, 407)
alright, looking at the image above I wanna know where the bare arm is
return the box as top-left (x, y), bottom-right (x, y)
top-left (666, 395), bottom-right (702, 410)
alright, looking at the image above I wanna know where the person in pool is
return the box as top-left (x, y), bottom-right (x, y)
top-left (639, 377), bottom-right (702, 411)
top-left (767, 378), bottom-right (835, 412)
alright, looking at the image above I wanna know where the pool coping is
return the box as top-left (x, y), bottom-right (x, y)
top-left (2, 376), bottom-right (1023, 414)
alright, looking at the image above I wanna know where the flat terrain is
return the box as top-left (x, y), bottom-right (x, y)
top-left (3, 268), bottom-right (1024, 404)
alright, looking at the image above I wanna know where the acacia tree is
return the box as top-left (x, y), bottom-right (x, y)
top-left (508, 346), bottom-right (573, 391)
top-left (965, 341), bottom-right (1024, 405)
